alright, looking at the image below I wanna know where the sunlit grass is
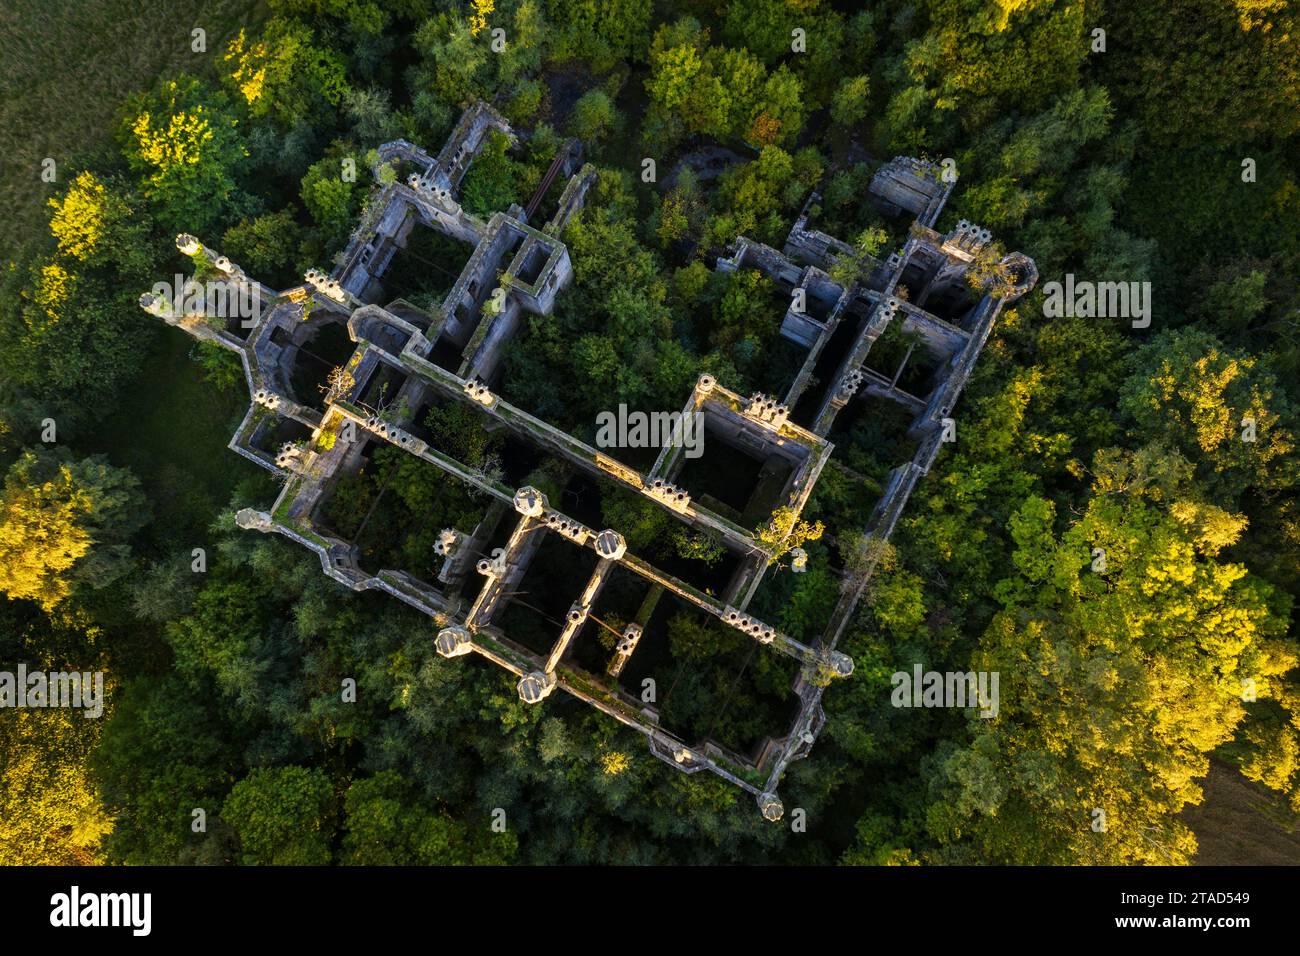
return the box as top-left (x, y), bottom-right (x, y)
top-left (0, 0), bottom-right (266, 259)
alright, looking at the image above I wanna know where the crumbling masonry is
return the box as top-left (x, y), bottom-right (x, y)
top-left (140, 103), bottom-right (1035, 819)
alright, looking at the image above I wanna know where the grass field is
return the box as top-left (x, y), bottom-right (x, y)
top-left (0, 0), bottom-right (266, 260)
top-left (83, 330), bottom-right (268, 550)
top-left (1183, 759), bottom-right (1300, 865)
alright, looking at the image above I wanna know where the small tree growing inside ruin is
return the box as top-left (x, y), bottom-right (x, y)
top-left (321, 365), bottom-right (356, 404)
top-left (828, 226), bottom-right (888, 288)
top-left (755, 506), bottom-right (824, 566)
top-left (964, 242), bottom-right (1019, 299)
top-left (841, 532), bottom-right (894, 595)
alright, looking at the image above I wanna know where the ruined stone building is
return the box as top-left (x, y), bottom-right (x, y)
top-left (140, 102), bottom-right (1036, 819)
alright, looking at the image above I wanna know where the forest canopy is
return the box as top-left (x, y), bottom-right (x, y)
top-left (1, 0), bottom-right (1299, 867)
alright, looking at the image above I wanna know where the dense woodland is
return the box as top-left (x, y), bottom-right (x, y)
top-left (2, 0), bottom-right (1300, 865)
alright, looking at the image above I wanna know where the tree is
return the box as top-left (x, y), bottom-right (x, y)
top-left (1119, 329), bottom-right (1299, 505)
top-left (505, 79), bottom-right (545, 125)
top-left (645, 20), bottom-right (748, 143)
top-left (0, 708), bottom-right (113, 864)
top-left (459, 131), bottom-right (523, 218)
top-left (672, 527), bottom-right (726, 566)
top-left (716, 46), bottom-right (767, 138)
top-left (546, 0), bottom-right (651, 70)
top-left (1099, 0), bottom-right (1300, 145)
top-left (470, 0), bottom-right (494, 37)
top-left (93, 673), bottom-right (240, 865)
top-left (344, 87), bottom-right (402, 144)
top-left (425, 403), bottom-right (502, 472)
top-left (502, 175), bottom-right (693, 426)
top-left (223, 22), bottom-right (350, 129)
top-left (646, 20), bottom-right (807, 147)
top-left (500, 1), bottom-right (550, 81)
top-left (221, 766), bottom-right (335, 865)
top-left (706, 145), bottom-right (821, 247)
top-left (925, 457), bottom-right (1294, 864)
top-left (222, 207), bottom-right (306, 285)
top-left (828, 226), bottom-right (889, 287)
top-left (830, 75), bottom-right (870, 129)
top-left (879, 0), bottom-right (1087, 150)
top-left (131, 556), bottom-right (200, 623)
top-left (409, 12), bottom-right (493, 112)
top-left (121, 77), bottom-right (249, 235)
top-left (341, 771), bottom-right (517, 864)
top-left (300, 147), bottom-right (365, 250)
top-left (164, 576), bottom-right (274, 700)
top-left (1, 171), bottom-right (157, 433)
top-left (749, 65), bottom-right (805, 146)
top-left (47, 172), bottom-right (133, 265)
top-left (702, 268), bottom-right (783, 386)
top-left (721, 0), bottom-right (801, 64)
top-left (570, 89), bottom-right (615, 143)
top-left (755, 506), bottom-right (824, 566)
top-left (269, 0), bottom-right (391, 36)
top-left (601, 486), bottom-right (672, 553)
top-left (777, 563), bottom-right (838, 640)
top-left (0, 448), bottom-right (148, 610)
top-left (954, 86), bottom-right (1116, 233)
top-left (799, 9), bottom-right (874, 106)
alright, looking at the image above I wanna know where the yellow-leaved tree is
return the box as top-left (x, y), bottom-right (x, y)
top-left (0, 709), bottom-right (114, 864)
top-left (0, 606), bottom-right (114, 865)
top-left (0, 447), bottom-right (148, 611)
top-left (925, 445), bottom-right (1297, 864)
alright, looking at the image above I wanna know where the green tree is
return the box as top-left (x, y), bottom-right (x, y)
top-left (755, 506), bottom-right (825, 566)
top-left (46, 172), bottom-right (151, 274)
top-left (570, 89), bottom-right (616, 143)
top-left (546, 0), bottom-right (651, 70)
top-left (341, 771), bottom-right (517, 864)
top-left (94, 674), bottom-right (239, 865)
top-left (721, 0), bottom-right (802, 64)
top-left (121, 77), bottom-right (248, 235)
top-left (830, 75), bottom-right (871, 129)
top-left (1099, 0), bottom-right (1300, 145)
top-left (222, 207), bottom-right (306, 285)
top-left (409, 12), bottom-right (492, 112)
top-left (459, 131), bottom-right (523, 218)
top-left (344, 87), bottom-right (402, 144)
top-left (0, 175), bottom-right (158, 432)
top-left (221, 766), bottom-right (335, 865)
top-left (601, 487), bottom-right (672, 553)
top-left (301, 147), bottom-right (365, 250)
top-left (223, 21), bottom-right (350, 129)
